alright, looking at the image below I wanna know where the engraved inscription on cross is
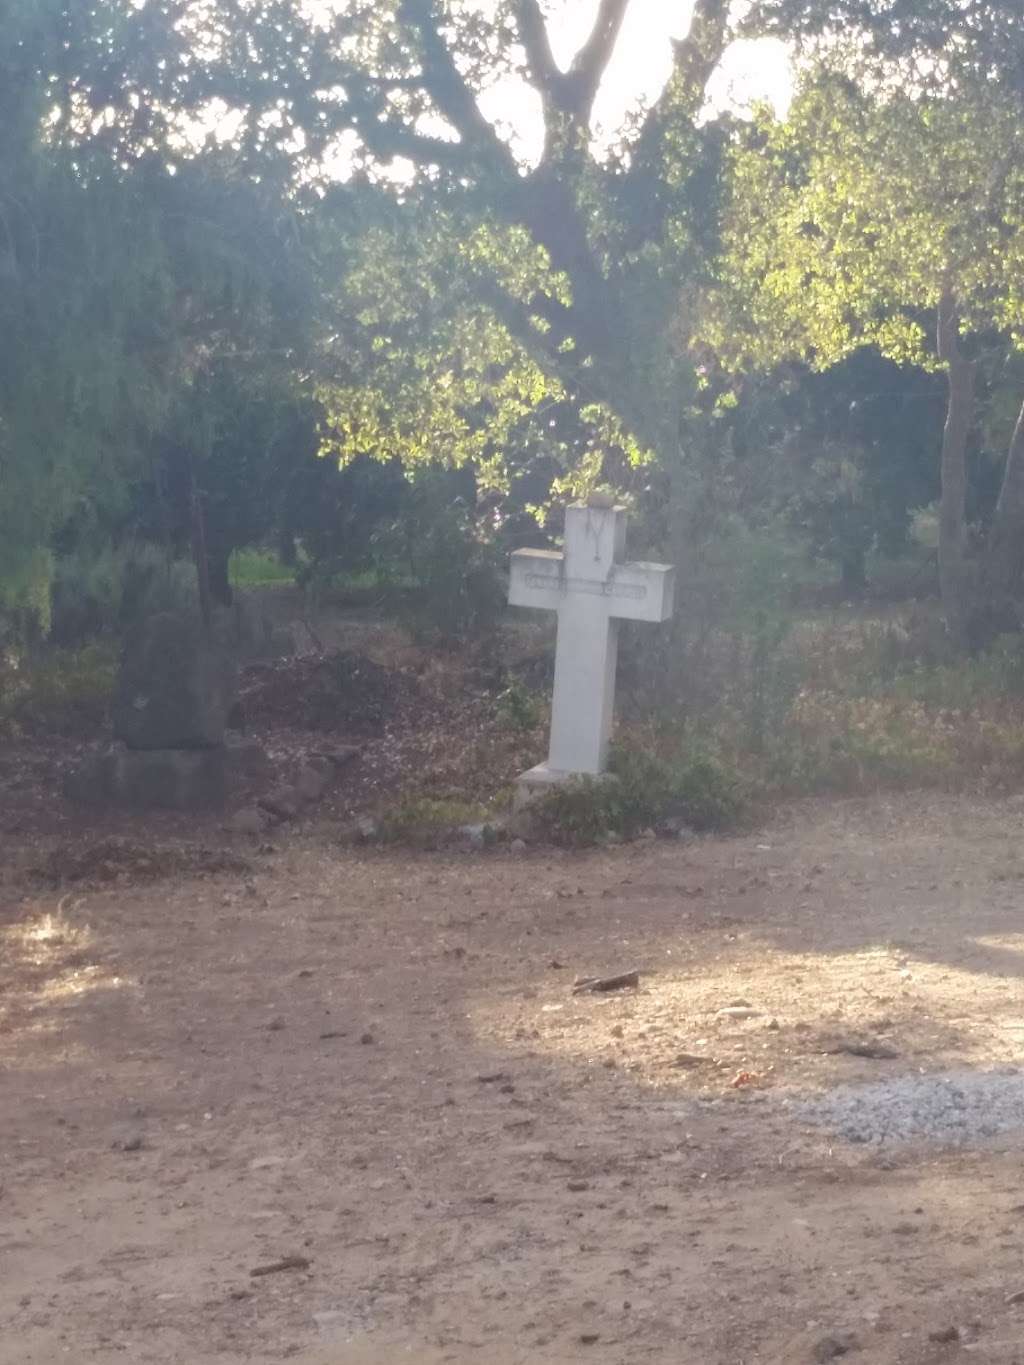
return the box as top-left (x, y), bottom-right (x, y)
top-left (509, 502), bottom-right (675, 801)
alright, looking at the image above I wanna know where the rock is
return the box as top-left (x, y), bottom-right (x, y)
top-left (659, 814), bottom-right (696, 840)
top-left (927, 1326), bottom-right (959, 1344)
top-left (224, 737), bottom-right (274, 781)
top-left (259, 787), bottom-right (302, 822)
top-left (65, 746), bottom-right (228, 811)
top-left (113, 610), bottom-right (237, 750)
top-left (269, 625), bottom-right (296, 656)
top-left (317, 745), bottom-right (362, 770)
top-left (294, 763), bottom-right (330, 803)
top-left (456, 823), bottom-right (487, 850)
top-left (1007, 1290), bottom-right (1024, 1305)
top-left (360, 1031), bottom-right (375, 1045)
top-left (510, 838), bottom-right (527, 853)
top-left (810, 1333), bottom-right (859, 1361)
top-left (338, 815), bottom-right (379, 844)
top-left (716, 1006), bottom-right (762, 1020)
top-left (313, 1309), bottom-right (352, 1340)
top-left (226, 807), bottom-right (268, 836)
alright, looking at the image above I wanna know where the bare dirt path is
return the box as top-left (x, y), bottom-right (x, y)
top-left (5, 793), bottom-right (1024, 1364)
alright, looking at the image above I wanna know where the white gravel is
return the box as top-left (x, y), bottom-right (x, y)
top-left (792, 1070), bottom-right (1024, 1147)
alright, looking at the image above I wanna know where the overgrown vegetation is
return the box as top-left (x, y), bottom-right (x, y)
top-left (531, 746), bottom-right (744, 849)
top-left (377, 797), bottom-right (494, 850)
top-left (0, 645), bottom-right (116, 739)
top-left (4, 0), bottom-right (1024, 847)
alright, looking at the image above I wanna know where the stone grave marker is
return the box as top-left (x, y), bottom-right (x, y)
top-left (509, 499), bottom-right (674, 807)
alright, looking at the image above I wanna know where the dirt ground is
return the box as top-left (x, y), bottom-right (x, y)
top-left (5, 791), bottom-right (1024, 1364)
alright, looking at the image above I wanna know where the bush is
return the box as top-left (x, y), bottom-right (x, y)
top-left (530, 744), bottom-right (744, 847)
top-left (377, 797), bottom-right (493, 849)
top-left (532, 775), bottom-right (633, 848)
top-left (494, 678), bottom-right (543, 732)
top-left (0, 643), bottom-right (117, 738)
top-left (49, 545), bottom-right (197, 647)
top-left (376, 472), bottom-right (506, 645)
top-left (663, 752), bottom-right (744, 830)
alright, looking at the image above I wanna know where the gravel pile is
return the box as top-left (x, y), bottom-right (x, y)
top-left (793, 1070), bottom-right (1024, 1147)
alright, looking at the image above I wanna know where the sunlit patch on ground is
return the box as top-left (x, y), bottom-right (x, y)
top-left (468, 935), bottom-right (1024, 1104)
top-left (0, 902), bottom-right (127, 1067)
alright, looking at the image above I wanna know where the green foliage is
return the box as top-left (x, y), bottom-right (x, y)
top-left (531, 776), bottom-right (627, 849)
top-left (48, 546), bottom-right (197, 647)
top-left (377, 472), bottom-right (506, 645)
top-left (0, 644), bottom-right (116, 739)
top-left (664, 752), bottom-right (745, 831)
top-left (712, 66), bottom-right (1024, 370)
top-left (229, 550), bottom-right (298, 588)
top-left (494, 679), bottom-right (543, 733)
top-left (532, 744), bottom-right (744, 848)
top-left (314, 197), bottom-right (641, 505)
top-left (377, 798), bottom-right (492, 850)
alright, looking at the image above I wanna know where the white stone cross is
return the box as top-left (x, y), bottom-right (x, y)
top-left (509, 501), bottom-right (674, 804)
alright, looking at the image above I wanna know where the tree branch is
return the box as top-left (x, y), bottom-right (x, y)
top-left (631, 0), bottom-right (730, 171)
top-left (513, 0), bottom-right (560, 107)
top-left (513, 0), bottom-right (629, 161)
top-left (566, 0), bottom-right (630, 121)
top-left (356, 119), bottom-right (471, 171)
top-left (399, 0), bottom-right (518, 174)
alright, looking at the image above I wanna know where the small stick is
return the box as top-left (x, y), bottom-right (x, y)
top-left (249, 1255), bottom-right (311, 1278)
top-left (572, 971), bottom-right (640, 995)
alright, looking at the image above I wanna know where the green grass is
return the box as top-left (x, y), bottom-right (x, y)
top-left (228, 549), bottom-right (297, 588)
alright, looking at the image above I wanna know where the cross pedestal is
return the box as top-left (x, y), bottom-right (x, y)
top-left (509, 502), bottom-right (674, 809)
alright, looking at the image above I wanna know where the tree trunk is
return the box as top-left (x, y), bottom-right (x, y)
top-left (840, 546), bottom-right (867, 599)
top-left (187, 457), bottom-right (214, 630)
top-left (207, 544), bottom-right (234, 609)
top-left (935, 292), bottom-right (976, 650)
top-left (984, 392), bottom-right (1024, 628)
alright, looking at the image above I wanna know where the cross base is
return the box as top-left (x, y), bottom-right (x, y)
top-left (513, 762), bottom-right (615, 813)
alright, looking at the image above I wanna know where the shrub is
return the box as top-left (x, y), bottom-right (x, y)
top-left (377, 797), bottom-right (493, 849)
top-left (0, 643), bottom-right (117, 738)
top-left (376, 473), bottom-right (506, 646)
top-left (49, 545), bottom-right (197, 647)
top-left (530, 744), bottom-right (744, 847)
top-left (664, 752), bottom-right (744, 830)
top-left (494, 678), bottom-right (543, 732)
top-left (531, 775), bottom-right (631, 848)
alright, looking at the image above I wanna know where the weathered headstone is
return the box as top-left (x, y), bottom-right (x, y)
top-left (66, 609), bottom-right (242, 811)
top-left (113, 610), bottom-right (236, 750)
top-left (509, 500), bottom-right (674, 807)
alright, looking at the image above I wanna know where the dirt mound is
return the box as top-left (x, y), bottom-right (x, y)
top-left (238, 651), bottom-right (416, 735)
top-left (35, 837), bottom-right (251, 887)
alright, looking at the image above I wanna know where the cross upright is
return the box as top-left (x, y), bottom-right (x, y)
top-left (509, 501), bottom-right (675, 805)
